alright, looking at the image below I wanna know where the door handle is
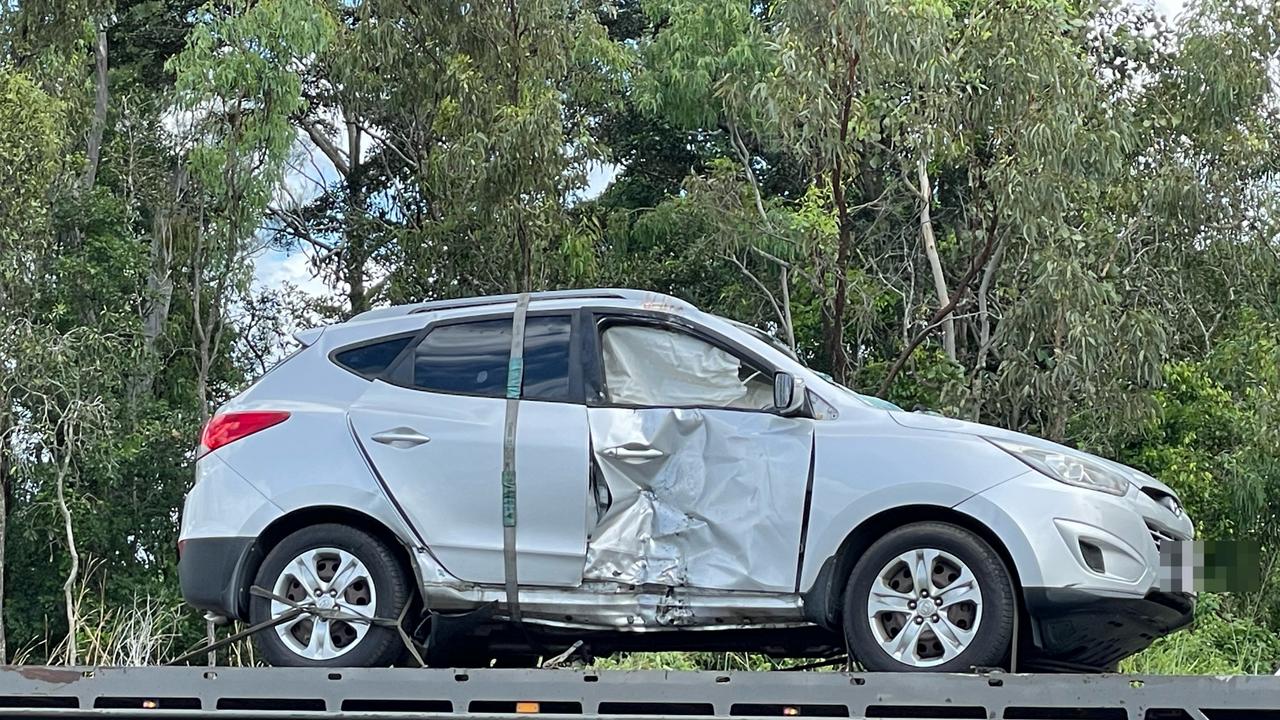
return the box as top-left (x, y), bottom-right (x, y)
top-left (371, 427), bottom-right (431, 449)
top-left (601, 445), bottom-right (664, 461)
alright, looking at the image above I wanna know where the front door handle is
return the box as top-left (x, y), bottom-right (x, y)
top-left (371, 427), bottom-right (431, 449)
top-left (601, 445), bottom-right (665, 462)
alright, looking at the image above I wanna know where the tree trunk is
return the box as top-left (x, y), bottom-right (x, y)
top-left (780, 265), bottom-right (795, 351)
top-left (917, 158), bottom-right (955, 362)
top-left (80, 24), bottom-right (109, 192)
top-left (128, 168), bottom-right (183, 409)
top-left (516, 216), bottom-right (532, 293)
top-left (190, 221), bottom-right (215, 426)
top-left (826, 150), bottom-right (852, 382)
top-left (823, 74), bottom-right (856, 383)
top-left (1047, 312), bottom-right (1070, 442)
top-left (876, 231), bottom-right (1000, 397)
top-left (0, 403), bottom-right (9, 663)
top-left (968, 242), bottom-right (1004, 420)
top-left (343, 114), bottom-right (368, 317)
top-left (55, 432), bottom-right (79, 666)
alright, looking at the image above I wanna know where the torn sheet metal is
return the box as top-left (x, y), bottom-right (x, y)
top-left (602, 325), bottom-right (773, 410)
top-left (584, 407), bottom-right (812, 593)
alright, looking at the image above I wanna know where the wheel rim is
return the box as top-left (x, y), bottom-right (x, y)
top-left (271, 547), bottom-right (378, 661)
top-left (866, 548), bottom-right (982, 668)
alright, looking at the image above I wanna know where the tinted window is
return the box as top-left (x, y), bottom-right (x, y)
top-left (413, 319), bottom-right (511, 396)
top-left (522, 316), bottom-right (573, 402)
top-left (410, 316), bottom-right (575, 400)
top-left (334, 336), bottom-right (412, 378)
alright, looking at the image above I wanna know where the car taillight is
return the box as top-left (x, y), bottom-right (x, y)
top-left (199, 411), bottom-right (290, 455)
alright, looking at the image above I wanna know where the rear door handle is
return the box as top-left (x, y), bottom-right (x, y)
top-left (371, 427), bottom-right (431, 449)
top-left (601, 445), bottom-right (664, 461)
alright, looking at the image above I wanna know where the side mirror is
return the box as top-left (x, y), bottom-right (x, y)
top-left (773, 372), bottom-right (807, 415)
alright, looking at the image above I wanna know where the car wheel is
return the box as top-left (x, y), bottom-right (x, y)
top-left (250, 523), bottom-right (411, 667)
top-left (843, 521), bottom-right (1015, 672)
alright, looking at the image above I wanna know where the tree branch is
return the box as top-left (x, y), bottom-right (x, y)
top-left (301, 119), bottom-right (350, 176)
top-left (876, 228), bottom-right (1001, 398)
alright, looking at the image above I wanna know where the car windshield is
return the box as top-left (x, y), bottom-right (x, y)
top-left (729, 320), bottom-right (903, 411)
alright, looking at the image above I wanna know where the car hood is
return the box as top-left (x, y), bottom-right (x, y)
top-left (886, 410), bottom-right (1178, 497)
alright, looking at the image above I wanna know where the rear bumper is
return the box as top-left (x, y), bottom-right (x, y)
top-left (1022, 588), bottom-right (1195, 671)
top-left (178, 536), bottom-right (256, 621)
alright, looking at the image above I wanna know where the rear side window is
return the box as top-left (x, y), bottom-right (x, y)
top-left (333, 336), bottom-right (412, 378)
top-left (413, 319), bottom-right (511, 396)
top-left (410, 316), bottom-right (574, 400)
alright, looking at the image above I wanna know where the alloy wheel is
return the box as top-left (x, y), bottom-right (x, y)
top-left (271, 547), bottom-right (378, 661)
top-left (865, 548), bottom-right (983, 668)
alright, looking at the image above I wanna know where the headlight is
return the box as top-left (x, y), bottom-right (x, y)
top-left (987, 438), bottom-right (1130, 496)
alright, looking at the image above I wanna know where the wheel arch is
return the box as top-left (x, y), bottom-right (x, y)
top-left (232, 505), bottom-right (419, 619)
top-left (802, 504), bottom-right (1024, 632)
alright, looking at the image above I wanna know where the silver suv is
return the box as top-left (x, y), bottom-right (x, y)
top-left (178, 289), bottom-right (1194, 670)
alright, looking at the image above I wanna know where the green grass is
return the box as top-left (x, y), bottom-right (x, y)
top-left (591, 595), bottom-right (1280, 675)
top-left (1120, 595), bottom-right (1280, 675)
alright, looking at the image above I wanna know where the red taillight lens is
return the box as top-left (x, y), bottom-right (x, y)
top-left (199, 411), bottom-right (290, 454)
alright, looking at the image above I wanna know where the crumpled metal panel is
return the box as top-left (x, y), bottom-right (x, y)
top-left (584, 407), bottom-right (812, 593)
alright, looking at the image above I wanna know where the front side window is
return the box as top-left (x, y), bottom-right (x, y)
top-left (410, 316), bottom-right (573, 400)
top-left (600, 324), bottom-right (774, 410)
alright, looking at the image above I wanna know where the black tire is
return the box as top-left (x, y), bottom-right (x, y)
top-left (250, 524), bottom-right (411, 667)
top-left (843, 522), bottom-right (1015, 672)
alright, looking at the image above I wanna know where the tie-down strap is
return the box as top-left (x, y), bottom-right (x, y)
top-left (501, 292), bottom-right (530, 622)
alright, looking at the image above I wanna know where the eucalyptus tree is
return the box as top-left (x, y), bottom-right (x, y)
top-left (0, 68), bottom-right (65, 662)
top-left (1105, 0), bottom-right (1280, 353)
top-left (167, 0), bottom-right (335, 420)
top-left (903, 0), bottom-right (1150, 442)
top-left (360, 0), bottom-right (625, 301)
top-left (1, 324), bottom-right (128, 666)
top-left (264, 0), bottom-right (627, 313)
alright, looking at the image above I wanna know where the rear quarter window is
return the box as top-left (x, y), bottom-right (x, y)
top-left (333, 336), bottom-right (413, 379)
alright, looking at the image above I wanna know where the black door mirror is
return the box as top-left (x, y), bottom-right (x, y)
top-left (773, 372), bottom-right (807, 415)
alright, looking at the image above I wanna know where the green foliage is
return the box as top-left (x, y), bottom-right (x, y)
top-left (169, 0), bottom-right (335, 236)
top-left (1117, 362), bottom-right (1240, 538)
top-left (0, 68), bottom-right (64, 308)
top-left (1123, 594), bottom-right (1280, 675)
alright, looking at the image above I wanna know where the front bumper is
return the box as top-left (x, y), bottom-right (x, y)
top-left (178, 536), bottom-right (256, 621)
top-left (956, 467), bottom-right (1195, 670)
top-left (1022, 588), bottom-right (1195, 672)
top-left (957, 470), bottom-right (1192, 593)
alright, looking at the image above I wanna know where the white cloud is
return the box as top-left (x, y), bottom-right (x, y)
top-left (252, 247), bottom-right (332, 298)
top-left (585, 161), bottom-right (620, 198)
top-left (1142, 0), bottom-right (1186, 20)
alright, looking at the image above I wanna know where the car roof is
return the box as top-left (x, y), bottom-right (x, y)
top-left (346, 288), bottom-right (694, 323)
top-left (293, 289), bottom-right (699, 346)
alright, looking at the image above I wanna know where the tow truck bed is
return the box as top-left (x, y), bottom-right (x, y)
top-left (0, 666), bottom-right (1273, 719)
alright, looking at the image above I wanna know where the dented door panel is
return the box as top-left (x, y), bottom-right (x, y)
top-left (584, 407), bottom-right (813, 593)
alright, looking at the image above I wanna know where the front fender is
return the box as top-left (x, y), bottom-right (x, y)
top-left (952, 489), bottom-right (1043, 587)
top-left (800, 481), bottom-right (992, 591)
top-left (800, 417), bottom-right (1031, 590)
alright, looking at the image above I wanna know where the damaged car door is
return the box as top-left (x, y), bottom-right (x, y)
top-left (347, 313), bottom-right (591, 588)
top-left (582, 313), bottom-right (814, 594)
